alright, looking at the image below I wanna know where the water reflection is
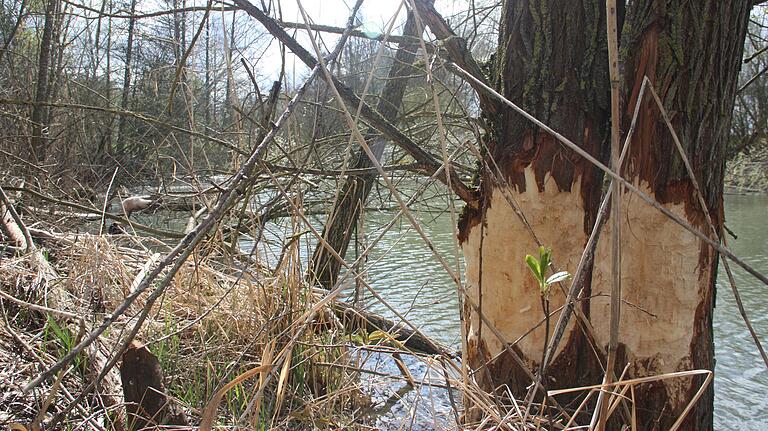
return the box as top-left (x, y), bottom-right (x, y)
top-left (713, 194), bottom-right (768, 429)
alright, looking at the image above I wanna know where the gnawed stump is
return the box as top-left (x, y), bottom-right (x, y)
top-left (120, 341), bottom-right (188, 430)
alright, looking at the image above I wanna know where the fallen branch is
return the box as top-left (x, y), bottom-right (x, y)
top-left (4, 186), bottom-right (184, 238)
top-left (330, 300), bottom-right (455, 357)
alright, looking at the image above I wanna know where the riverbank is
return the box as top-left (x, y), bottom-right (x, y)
top-left (0, 232), bottom-right (369, 429)
top-left (725, 146), bottom-right (768, 194)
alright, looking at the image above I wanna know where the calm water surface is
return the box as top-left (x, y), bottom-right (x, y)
top-left (713, 195), bottom-right (768, 429)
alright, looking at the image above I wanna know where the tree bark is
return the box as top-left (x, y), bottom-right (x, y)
top-left (115, 0), bottom-right (138, 158)
top-left (309, 4), bottom-right (427, 288)
top-left (460, 0), bottom-right (611, 402)
top-left (592, 2), bottom-right (751, 428)
top-left (30, 0), bottom-right (58, 162)
top-left (458, 0), bottom-right (750, 429)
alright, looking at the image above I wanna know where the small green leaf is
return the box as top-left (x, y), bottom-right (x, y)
top-left (47, 316), bottom-right (68, 347)
top-left (539, 247), bottom-right (552, 276)
top-left (367, 330), bottom-right (389, 342)
top-left (546, 271), bottom-right (572, 285)
top-left (525, 254), bottom-right (541, 282)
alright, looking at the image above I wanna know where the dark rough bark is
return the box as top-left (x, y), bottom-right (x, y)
top-left (309, 5), bottom-right (426, 288)
top-left (491, 0), bottom-right (611, 202)
top-left (620, 1), bottom-right (749, 213)
top-left (457, 0), bottom-right (751, 429)
top-left (30, 0), bottom-right (58, 162)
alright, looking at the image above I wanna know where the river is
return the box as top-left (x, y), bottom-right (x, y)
top-left (712, 194), bottom-right (768, 428)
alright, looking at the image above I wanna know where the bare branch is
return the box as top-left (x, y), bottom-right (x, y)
top-left (232, 0), bottom-right (478, 206)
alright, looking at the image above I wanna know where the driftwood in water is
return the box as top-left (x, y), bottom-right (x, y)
top-left (120, 341), bottom-right (188, 430)
top-left (120, 196), bottom-right (157, 217)
top-left (119, 195), bottom-right (200, 216)
top-left (330, 301), bottom-right (455, 357)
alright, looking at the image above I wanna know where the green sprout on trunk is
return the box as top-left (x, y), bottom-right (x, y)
top-left (525, 246), bottom-right (571, 296)
top-left (525, 246), bottom-right (572, 372)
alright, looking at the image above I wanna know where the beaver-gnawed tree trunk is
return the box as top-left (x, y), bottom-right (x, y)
top-left (591, 2), bottom-right (751, 428)
top-left (458, 0), bottom-right (612, 417)
top-left (458, 0), bottom-right (751, 429)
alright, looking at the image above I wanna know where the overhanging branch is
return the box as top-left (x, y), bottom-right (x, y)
top-left (232, 0), bottom-right (478, 207)
top-left (410, 0), bottom-right (500, 115)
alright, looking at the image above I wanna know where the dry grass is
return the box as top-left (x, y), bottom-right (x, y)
top-left (0, 231), bottom-right (717, 431)
top-left (0, 234), bottom-right (372, 430)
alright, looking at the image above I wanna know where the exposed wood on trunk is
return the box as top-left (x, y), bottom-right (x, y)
top-left (120, 342), bottom-right (188, 430)
top-left (588, 2), bottom-right (752, 428)
top-left (458, 0), bottom-right (611, 415)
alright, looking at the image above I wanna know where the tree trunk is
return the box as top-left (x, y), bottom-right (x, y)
top-left (30, 0), bottom-right (58, 162)
top-left (458, 0), bottom-right (750, 429)
top-left (309, 4), bottom-right (426, 288)
top-left (460, 0), bottom-right (611, 399)
top-left (115, 0), bottom-right (137, 158)
top-left (591, 2), bottom-right (751, 428)
top-left (0, 0), bottom-right (29, 65)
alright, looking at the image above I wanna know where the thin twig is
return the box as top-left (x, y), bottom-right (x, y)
top-left (596, 1), bottom-right (623, 428)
